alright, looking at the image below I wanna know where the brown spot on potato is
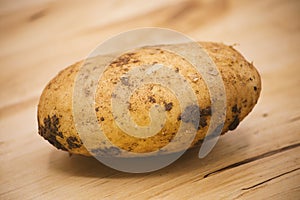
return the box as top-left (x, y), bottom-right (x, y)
top-left (113, 56), bottom-right (130, 66)
top-left (47, 134), bottom-right (67, 150)
top-left (200, 106), bottom-right (212, 116)
top-left (38, 115), bottom-right (67, 150)
top-left (149, 96), bottom-right (156, 103)
top-left (128, 102), bottom-right (132, 111)
top-left (232, 104), bottom-right (241, 114)
top-left (66, 136), bottom-right (82, 149)
top-left (164, 102), bottom-right (173, 111)
top-left (177, 115), bottom-right (182, 121)
top-left (180, 105), bottom-right (213, 129)
top-left (199, 117), bottom-right (208, 129)
top-left (181, 105), bottom-right (200, 129)
top-left (228, 116), bottom-right (240, 130)
top-left (232, 104), bottom-right (238, 113)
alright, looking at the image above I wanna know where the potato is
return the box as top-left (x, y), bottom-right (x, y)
top-left (37, 42), bottom-right (261, 157)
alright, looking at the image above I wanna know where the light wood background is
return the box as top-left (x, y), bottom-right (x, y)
top-left (1, 0), bottom-right (300, 199)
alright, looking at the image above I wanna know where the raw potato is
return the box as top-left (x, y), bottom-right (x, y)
top-left (37, 42), bottom-right (261, 157)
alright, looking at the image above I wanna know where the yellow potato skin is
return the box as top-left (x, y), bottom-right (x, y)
top-left (37, 42), bottom-right (261, 157)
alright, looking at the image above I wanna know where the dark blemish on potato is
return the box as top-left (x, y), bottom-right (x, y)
top-left (43, 115), bottom-right (63, 138)
top-left (181, 105), bottom-right (201, 129)
top-left (66, 136), bottom-right (82, 149)
top-left (232, 104), bottom-right (241, 114)
top-left (175, 68), bottom-right (179, 73)
top-left (198, 117), bottom-right (208, 129)
top-left (263, 113), bottom-right (268, 118)
top-left (47, 134), bottom-right (67, 150)
top-left (126, 146), bottom-right (134, 152)
top-left (177, 115), bottom-right (182, 121)
top-left (164, 102), bottom-right (173, 111)
top-left (149, 96), bottom-right (156, 103)
top-left (51, 115), bottom-right (63, 138)
top-left (100, 117), bottom-right (105, 121)
top-left (249, 78), bottom-right (253, 81)
top-left (254, 86), bottom-right (257, 91)
top-left (232, 104), bottom-right (238, 113)
top-left (228, 116), bottom-right (240, 130)
top-left (160, 50), bottom-right (164, 54)
top-left (38, 115), bottom-right (67, 150)
top-left (95, 107), bottom-right (99, 112)
top-left (114, 56), bottom-right (130, 66)
top-left (181, 106), bottom-right (212, 129)
top-left (152, 61), bottom-right (158, 65)
top-left (132, 60), bottom-right (139, 63)
top-left (200, 106), bottom-right (212, 116)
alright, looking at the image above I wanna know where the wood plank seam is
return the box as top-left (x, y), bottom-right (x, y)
top-left (203, 143), bottom-right (300, 178)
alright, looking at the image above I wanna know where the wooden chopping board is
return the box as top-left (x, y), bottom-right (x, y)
top-left (0, 0), bottom-right (299, 199)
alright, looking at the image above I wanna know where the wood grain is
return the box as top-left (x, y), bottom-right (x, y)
top-left (1, 0), bottom-right (300, 199)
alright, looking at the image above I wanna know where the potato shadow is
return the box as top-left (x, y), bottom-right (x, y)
top-left (49, 130), bottom-right (250, 179)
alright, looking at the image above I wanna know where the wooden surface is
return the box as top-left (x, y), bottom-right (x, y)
top-left (1, 0), bottom-right (300, 199)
